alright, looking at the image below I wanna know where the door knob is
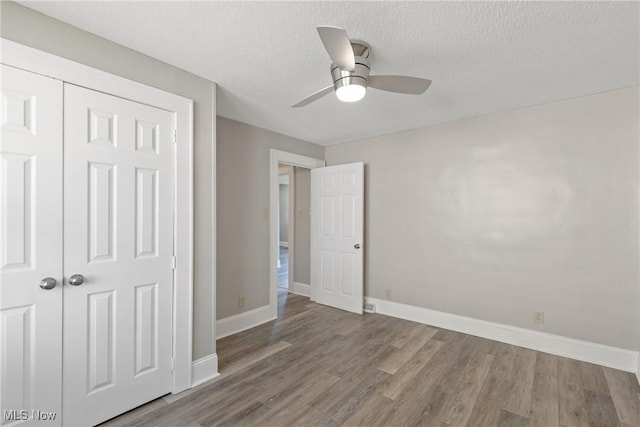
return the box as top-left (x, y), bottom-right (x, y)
top-left (354, 244), bottom-right (361, 249)
top-left (39, 277), bottom-right (57, 290)
top-left (68, 274), bottom-right (85, 286)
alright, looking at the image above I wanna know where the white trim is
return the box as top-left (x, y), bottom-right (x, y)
top-left (173, 99), bottom-right (195, 393)
top-left (280, 241), bottom-right (289, 248)
top-left (367, 297), bottom-right (639, 373)
top-left (291, 282), bottom-right (310, 297)
top-left (1, 39), bottom-right (198, 393)
top-left (1, 39), bottom-right (192, 112)
top-left (637, 356), bottom-right (640, 386)
top-left (216, 305), bottom-right (276, 339)
top-left (269, 150), bottom-right (324, 319)
top-left (191, 354), bottom-right (220, 387)
top-left (210, 82), bottom-right (218, 369)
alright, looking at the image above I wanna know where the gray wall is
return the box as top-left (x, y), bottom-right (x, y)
top-left (279, 184), bottom-right (289, 243)
top-left (326, 87), bottom-right (640, 350)
top-left (217, 117), bottom-right (323, 319)
top-left (1, 2), bottom-right (217, 360)
top-left (294, 167), bottom-right (311, 284)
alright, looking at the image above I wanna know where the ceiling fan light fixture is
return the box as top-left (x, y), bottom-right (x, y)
top-left (336, 84), bottom-right (366, 103)
top-left (291, 27), bottom-right (432, 108)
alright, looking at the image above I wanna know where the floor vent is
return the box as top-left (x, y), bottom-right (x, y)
top-left (364, 301), bottom-right (376, 313)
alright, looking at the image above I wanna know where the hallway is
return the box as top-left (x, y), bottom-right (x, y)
top-left (278, 246), bottom-right (288, 290)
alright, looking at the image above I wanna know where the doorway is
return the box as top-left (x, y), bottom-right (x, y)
top-left (270, 153), bottom-right (365, 317)
top-left (278, 165), bottom-right (294, 293)
top-left (277, 164), bottom-right (315, 314)
top-left (269, 150), bottom-right (324, 318)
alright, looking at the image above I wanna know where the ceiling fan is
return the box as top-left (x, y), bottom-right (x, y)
top-left (292, 26), bottom-right (432, 108)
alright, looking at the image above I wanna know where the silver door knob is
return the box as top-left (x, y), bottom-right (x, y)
top-left (39, 277), bottom-right (57, 290)
top-left (354, 244), bottom-right (361, 249)
top-left (68, 274), bottom-right (85, 286)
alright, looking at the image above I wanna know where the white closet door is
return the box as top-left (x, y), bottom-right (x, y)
top-left (63, 84), bottom-right (175, 426)
top-left (0, 65), bottom-right (63, 426)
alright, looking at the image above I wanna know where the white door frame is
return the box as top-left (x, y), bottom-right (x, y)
top-left (1, 39), bottom-right (198, 393)
top-left (269, 150), bottom-right (324, 318)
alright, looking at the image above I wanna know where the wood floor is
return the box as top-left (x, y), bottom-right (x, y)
top-left (278, 246), bottom-right (289, 290)
top-left (103, 291), bottom-right (640, 427)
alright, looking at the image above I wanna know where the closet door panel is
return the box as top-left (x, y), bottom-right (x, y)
top-left (0, 65), bottom-right (63, 427)
top-left (63, 84), bottom-right (174, 427)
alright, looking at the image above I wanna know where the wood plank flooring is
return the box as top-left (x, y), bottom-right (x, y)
top-left (102, 291), bottom-right (640, 426)
top-left (278, 246), bottom-right (288, 290)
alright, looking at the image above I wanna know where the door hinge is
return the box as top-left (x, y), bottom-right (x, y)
top-left (171, 256), bottom-right (177, 270)
top-left (173, 129), bottom-right (177, 143)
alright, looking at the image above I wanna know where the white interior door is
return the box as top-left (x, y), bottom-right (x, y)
top-left (63, 84), bottom-right (175, 426)
top-left (311, 162), bottom-right (364, 314)
top-left (0, 65), bottom-right (63, 426)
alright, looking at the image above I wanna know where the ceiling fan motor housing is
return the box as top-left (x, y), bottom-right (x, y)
top-left (331, 42), bottom-right (371, 91)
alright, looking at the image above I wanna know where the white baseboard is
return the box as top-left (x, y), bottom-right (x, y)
top-left (191, 353), bottom-right (219, 387)
top-left (280, 242), bottom-right (288, 248)
top-left (366, 297), bottom-right (638, 373)
top-left (216, 305), bottom-right (276, 339)
top-left (290, 282), bottom-right (310, 297)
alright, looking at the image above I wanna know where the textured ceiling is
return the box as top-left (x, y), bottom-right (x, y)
top-left (19, 1), bottom-right (640, 146)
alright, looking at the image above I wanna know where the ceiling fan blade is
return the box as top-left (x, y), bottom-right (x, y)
top-left (317, 26), bottom-right (355, 71)
top-left (291, 85), bottom-right (334, 108)
top-left (368, 75), bottom-right (432, 95)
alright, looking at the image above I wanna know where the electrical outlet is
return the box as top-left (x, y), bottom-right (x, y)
top-left (239, 296), bottom-right (246, 308)
top-left (533, 311), bottom-right (544, 324)
top-left (385, 289), bottom-right (392, 300)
